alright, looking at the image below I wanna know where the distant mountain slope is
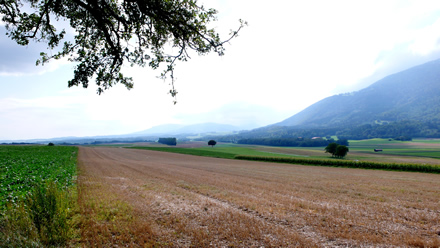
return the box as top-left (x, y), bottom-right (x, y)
top-left (131, 122), bottom-right (241, 136)
top-left (0, 122), bottom-right (242, 144)
top-left (276, 58), bottom-right (440, 127)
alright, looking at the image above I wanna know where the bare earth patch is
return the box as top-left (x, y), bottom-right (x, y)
top-left (76, 147), bottom-right (440, 247)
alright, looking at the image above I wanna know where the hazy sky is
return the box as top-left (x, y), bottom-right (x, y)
top-left (2, 0), bottom-right (440, 140)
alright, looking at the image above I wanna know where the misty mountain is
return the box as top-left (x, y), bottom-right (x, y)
top-left (0, 123), bottom-right (242, 144)
top-left (131, 123), bottom-right (241, 136)
top-left (207, 58), bottom-right (440, 142)
top-left (276, 58), bottom-right (440, 127)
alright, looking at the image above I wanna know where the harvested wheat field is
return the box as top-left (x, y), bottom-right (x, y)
top-left (76, 146), bottom-right (440, 247)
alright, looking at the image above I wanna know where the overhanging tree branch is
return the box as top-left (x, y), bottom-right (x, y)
top-left (0, 0), bottom-right (246, 101)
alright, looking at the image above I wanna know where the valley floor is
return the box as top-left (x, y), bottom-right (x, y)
top-left (76, 146), bottom-right (440, 247)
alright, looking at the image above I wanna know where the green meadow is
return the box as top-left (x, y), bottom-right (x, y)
top-left (129, 143), bottom-right (303, 159)
top-left (0, 145), bottom-right (78, 208)
top-left (130, 138), bottom-right (440, 173)
top-left (348, 138), bottom-right (440, 159)
top-left (0, 145), bottom-right (79, 247)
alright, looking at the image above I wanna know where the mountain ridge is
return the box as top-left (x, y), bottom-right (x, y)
top-left (276, 58), bottom-right (440, 128)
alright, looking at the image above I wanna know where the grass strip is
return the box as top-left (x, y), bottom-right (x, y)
top-left (234, 155), bottom-right (440, 173)
top-left (128, 147), bottom-right (237, 159)
top-left (0, 146), bottom-right (79, 247)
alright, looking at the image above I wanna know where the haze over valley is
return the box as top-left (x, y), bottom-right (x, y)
top-left (3, 1), bottom-right (440, 141)
top-left (3, 58), bottom-right (440, 144)
top-left (2, 1), bottom-right (440, 247)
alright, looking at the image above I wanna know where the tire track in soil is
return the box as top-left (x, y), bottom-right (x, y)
top-left (78, 147), bottom-right (334, 246)
top-left (101, 148), bottom-right (372, 247)
top-left (172, 183), bottom-right (357, 247)
top-left (93, 151), bottom-right (320, 245)
top-left (78, 146), bottom-right (440, 247)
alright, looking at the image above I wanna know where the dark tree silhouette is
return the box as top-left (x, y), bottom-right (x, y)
top-left (208, 140), bottom-right (217, 147)
top-left (324, 142), bottom-right (339, 157)
top-left (1, 0), bottom-right (245, 101)
top-left (335, 145), bottom-right (349, 158)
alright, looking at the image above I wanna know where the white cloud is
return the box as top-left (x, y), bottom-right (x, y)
top-left (3, 0), bottom-right (440, 140)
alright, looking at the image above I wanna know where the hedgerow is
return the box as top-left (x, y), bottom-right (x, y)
top-left (234, 155), bottom-right (440, 173)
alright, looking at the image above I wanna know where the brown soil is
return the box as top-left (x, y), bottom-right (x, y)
top-left (76, 146), bottom-right (440, 247)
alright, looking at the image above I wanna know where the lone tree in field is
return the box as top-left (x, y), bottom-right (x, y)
top-left (0, 0), bottom-right (245, 101)
top-left (325, 142), bottom-right (339, 157)
top-left (208, 140), bottom-right (217, 147)
top-left (325, 143), bottom-right (349, 158)
top-left (335, 145), bottom-right (349, 158)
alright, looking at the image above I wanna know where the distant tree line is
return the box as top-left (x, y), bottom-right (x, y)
top-left (90, 139), bottom-right (156, 145)
top-left (237, 137), bottom-right (348, 147)
top-left (201, 127), bottom-right (341, 144)
top-left (158, 138), bottom-right (177, 146)
top-left (201, 120), bottom-right (440, 145)
top-left (0, 142), bottom-right (35, 145)
top-left (336, 120), bottom-right (440, 140)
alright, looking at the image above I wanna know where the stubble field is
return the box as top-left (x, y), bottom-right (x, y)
top-left (77, 146), bottom-right (440, 247)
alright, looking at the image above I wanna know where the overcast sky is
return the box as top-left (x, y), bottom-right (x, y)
top-left (2, 0), bottom-right (440, 140)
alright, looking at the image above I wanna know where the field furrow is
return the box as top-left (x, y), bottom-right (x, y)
top-left (77, 146), bottom-right (440, 247)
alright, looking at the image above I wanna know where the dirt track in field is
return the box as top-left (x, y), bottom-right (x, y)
top-left (77, 146), bottom-right (440, 247)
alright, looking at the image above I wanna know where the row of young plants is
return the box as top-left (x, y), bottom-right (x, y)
top-left (0, 145), bottom-right (79, 247)
top-left (234, 155), bottom-right (440, 173)
top-left (0, 145), bottom-right (77, 207)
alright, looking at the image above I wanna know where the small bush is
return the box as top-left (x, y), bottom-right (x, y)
top-left (0, 203), bottom-right (41, 248)
top-left (0, 181), bottom-right (74, 247)
top-left (27, 181), bottom-right (70, 246)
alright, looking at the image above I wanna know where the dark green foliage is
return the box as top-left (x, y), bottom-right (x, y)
top-left (0, 146), bottom-right (78, 208)
top-left (0, 146), bottom-right (77, 247)
top-left (325, 143), bottom-right (349, 158)
top-left (0, 0), bottom-right (245, 98)
top-left (47, 142), bottom-right (55, 146)
top-left (336, 139), bottom-right (349, 146)
top-left (234, 155), bottom-right (440, 174)
top-left (0, 181), bottom-right (73, 247)
top-left (325, 143), bottom-right (339, 157)
top-left (157, 138), bottom-right (177, 146)
top-left (237, 137), bottom-right (330, 147)
top-left (27, 181), bottom-right (70, 246)
top-left (394, 136), bottom-right (413, 141)
top-left (336, 120), bottom-right (430, 140)
top-left (335, 145), bottom-right (349, 158)
top-left (0, 202), bottom-right (41, 247)
top-left (208, 140), bottom-right (217, 147)
top-left (203, 126), bottom-right (342, 145)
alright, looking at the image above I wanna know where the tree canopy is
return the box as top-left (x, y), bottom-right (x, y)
top-left (334, 145), bottom-right (349, 158)
top-left (208, 139), bottom-right (216, 147)
top-left (1, 0), bottom-right (245, 101)
top-left (158, 137), bottom-right (176, 146)
top-left (324, 142), bottom-right (339, 157)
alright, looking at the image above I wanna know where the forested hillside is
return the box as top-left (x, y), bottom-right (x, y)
top-left (207, 59), bottom-right (440, 142)
top-left (277, 59), bottom-right (440, 127)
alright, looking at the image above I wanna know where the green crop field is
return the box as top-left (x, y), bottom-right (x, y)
top-left (129, 143), bottom-right (307, 159)
top-left (348, 138), bottom-right (440, 158)
top-left (130, 139), bottom-right (440, 173)
top-left (0, 145), bottom-right (78, 208)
